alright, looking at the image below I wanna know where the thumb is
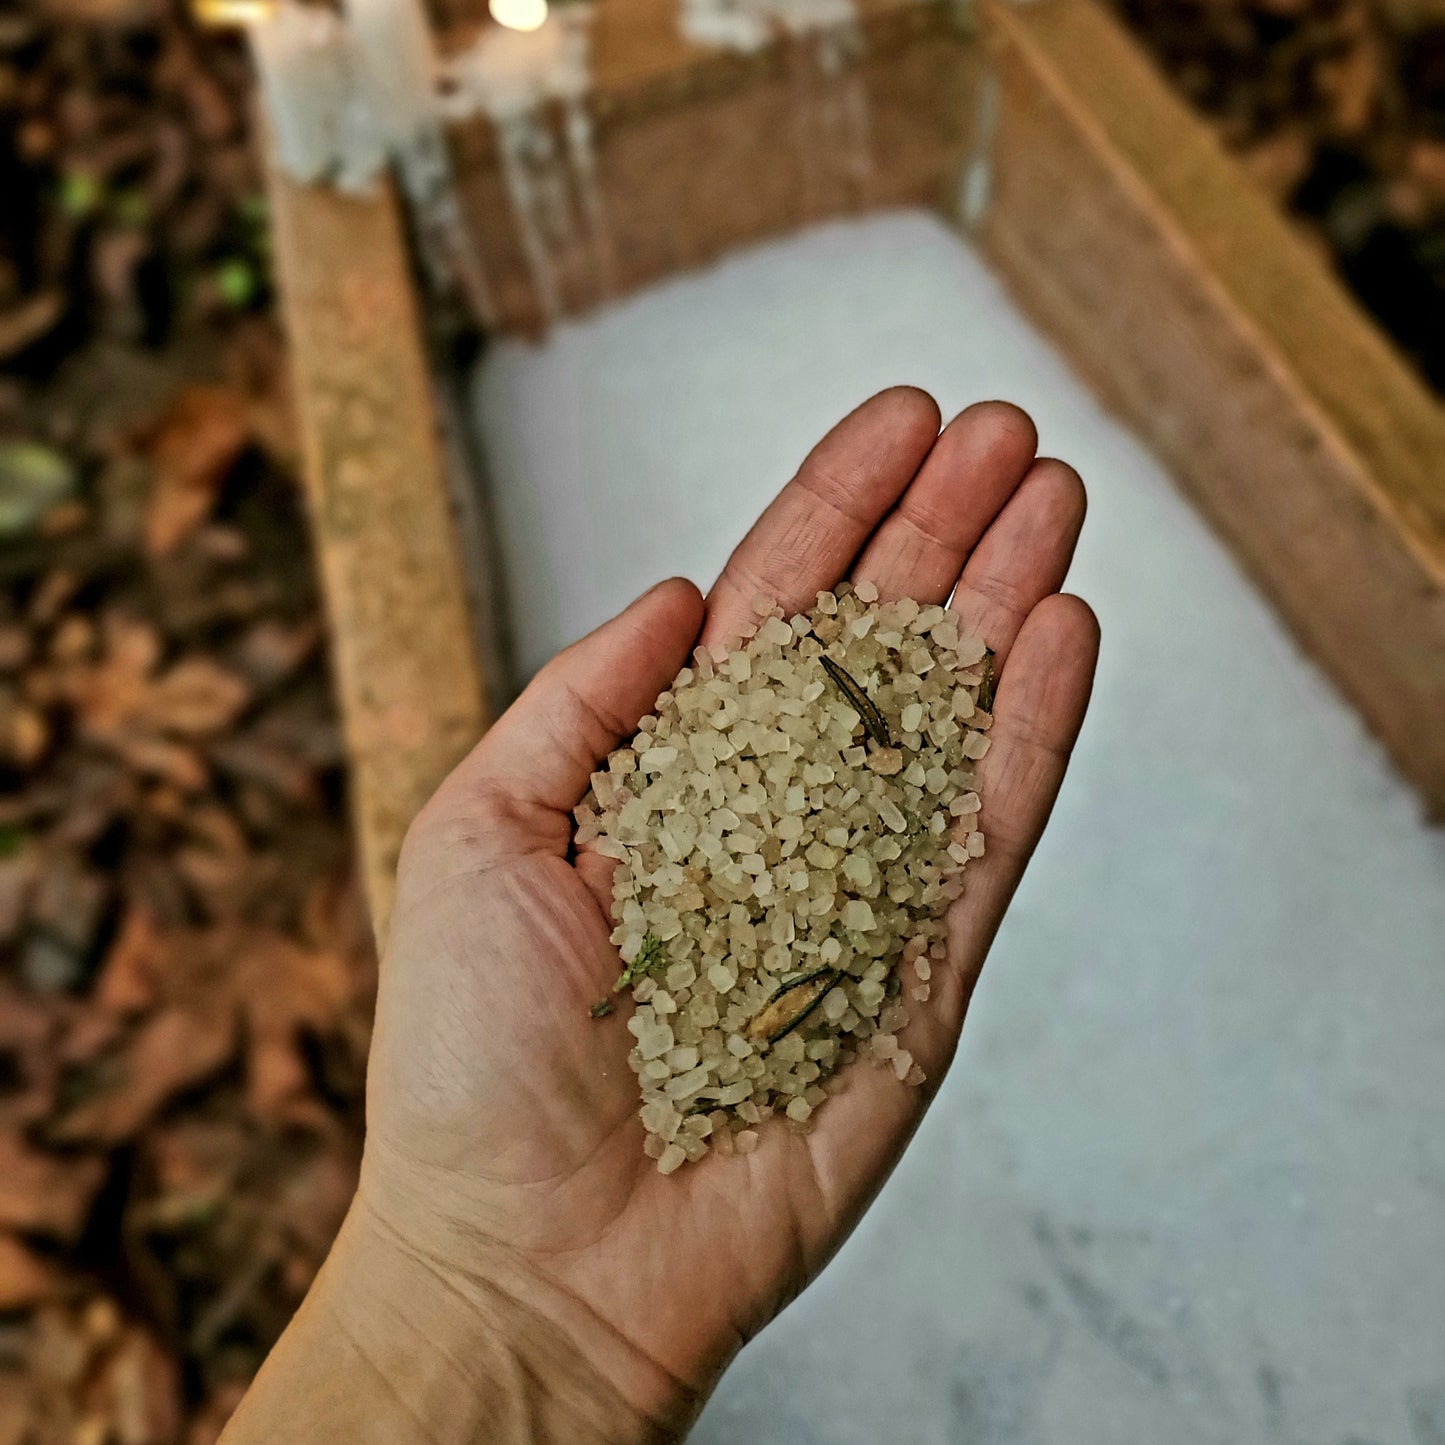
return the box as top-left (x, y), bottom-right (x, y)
top-left (443, 577), bottom-right (705, 824)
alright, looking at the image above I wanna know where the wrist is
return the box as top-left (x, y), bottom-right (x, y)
top-left (225, 1196), bottom-right (688, 1444)
top-left (350, 1140), bottom-right (714, 1435)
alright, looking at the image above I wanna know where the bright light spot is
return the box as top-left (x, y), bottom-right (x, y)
top-left (489, 0), bottom-right (548, 31)
top-left (192, 0), bottom-right (277, 25)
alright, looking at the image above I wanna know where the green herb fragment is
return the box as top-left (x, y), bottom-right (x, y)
top-left (58, 171), bottom-right (101, 217)
top-left (820, 656), bottom-right (890, 747)
top-left (613, 932), bottom-right (667, 993)
top-left (978, 648), bottom-right (996, 713)
top-left (0, 825), bottom-right (25, 859)
top-left (589, 998), bottom-right (615, 1019)
top-left (214, 258), bottom-right (257, 309)
top-left (747, 967), bottom-right (840, 1044)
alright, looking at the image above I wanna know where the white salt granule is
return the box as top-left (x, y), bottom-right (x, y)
top-left (577, 585), bottom-right (991, 1171)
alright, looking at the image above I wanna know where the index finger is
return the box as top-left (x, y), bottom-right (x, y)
top-left (701, 387), bottom-right (940, 648)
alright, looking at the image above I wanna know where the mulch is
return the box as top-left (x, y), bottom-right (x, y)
top-left (3, 3), bottom-right (375, 1439)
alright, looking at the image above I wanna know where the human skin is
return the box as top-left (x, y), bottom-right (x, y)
top-left (221, 389), bottom-right (1099, 1443)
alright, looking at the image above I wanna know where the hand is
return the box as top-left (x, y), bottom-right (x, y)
top-left (224, 390), bottom-right (1099, 1443)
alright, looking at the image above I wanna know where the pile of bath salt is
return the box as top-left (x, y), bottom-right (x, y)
top-left (573, 583), bottom-right (993, 1173)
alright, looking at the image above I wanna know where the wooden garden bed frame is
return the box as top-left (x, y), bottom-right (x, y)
top-left (264, 0), bottom-right (1445, 942)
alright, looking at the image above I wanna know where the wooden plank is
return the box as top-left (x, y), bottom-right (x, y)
top-left (435, 0), bottom-right (948, 80)
top-left (586, 0), bottom-right (936, 92)
top-left (976, 0), bottom-right (1445, 815)
top-left (264, 157), bottom-right (489, 942)
top-left (445, 4), bottom-right (979, 331)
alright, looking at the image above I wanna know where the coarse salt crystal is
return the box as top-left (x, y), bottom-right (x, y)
top-left (708, 962), bottom-right (737, 992)
top-left (586, 589), bottom-right (986, 1170)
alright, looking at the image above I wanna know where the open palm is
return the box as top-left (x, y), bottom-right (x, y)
top-left (358, 390), bottom-right (1099, 1434)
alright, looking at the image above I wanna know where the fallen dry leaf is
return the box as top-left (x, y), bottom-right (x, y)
top-left (94, 905), bottom-right (160, 1017)
top-left (59, 1009), bottom-right (125, 1069)
top-left (0, 981), bottom-right (57, 1055)
top-left (0, 290), bottom-right (65, 363)
top-left (274, 1148), bottom-right (357, 1263)
top-left (0, 1235), bottom-right (62, 1311)
top-left (51, 763), bottom-right (138, 851)
top-left (208, 737), bottom-right (317, 806)
top-left (52, 1007), bottom-right (237, 1147)
top-left (0, 1132), bottom-right (106, 1243)
top-left (173, 846), bottom-right (253, 920)
top-left (91, 229), bottom-right (150, 311)
top-left (97, 1325), bottom-right (183, 1445)
top-left (141, 658), bottom-right (250, 738)
top-left (0, 1374), bottom-right (31, 1445)
top-left (181, 804), bottom-right (248, 858)
top-left (236, 934), bottom-right (351, 1124)
top-left (0, 626), bottom-right (32, 672)
top-left (28, 570), bottom-right (81, 628)
top-left (185, 1380), bottom-right (249, 1445)
top-left (0, 692), bottom-right (49, 770)
top-left (142, 388), bottom-right (250, 558)
top-left (30, 1300), bottom-right (99, 1389)
top-left (232, 619), bottom-right (320, 692)
top-left (49, 614), bottom-right (97, 665)
top-left (68, 612), bottom-right (162, 739)
top-left (104, 733), bottom-right (209, 794)
top-left (145, 1118), bottom-right (248, 1205)
top-left (0, 855), bottom-right (36, 944)
top-left (39, 499), bottom-right (91, 538)
top-left (29, 855), bottom-right (110, 962)
top-left (188, 525), bottom-right (249, 565)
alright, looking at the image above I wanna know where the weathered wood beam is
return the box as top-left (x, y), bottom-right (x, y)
top-left (977, 0), bottom-right (1445, 815)
top-left (264, 156), bottom-right (489, 942)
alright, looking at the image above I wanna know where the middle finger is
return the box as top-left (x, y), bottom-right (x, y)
top-left (851, 400), bottom-right (1038, 603)
top-left (701, 386), bottom-right (941, 649)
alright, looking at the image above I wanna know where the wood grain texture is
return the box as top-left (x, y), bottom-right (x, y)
top-left (977, 0), bottom-right (1445, 815)
top-left (274, 0), bottom-right (1445, 817)
top-left (264, 159), bottom-right (489, 942)
top-left (446, 1), bottom-right (980, 333)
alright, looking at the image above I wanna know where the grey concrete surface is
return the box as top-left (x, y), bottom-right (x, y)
top-left (471, 210), bottom-right (1445, 1444)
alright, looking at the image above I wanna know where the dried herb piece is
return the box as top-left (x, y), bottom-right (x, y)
top-left (820, 656), bottom-right (890, 746)
top-left (589, 998), bottom-right (615, 1019)
top-left (613, 933), bottom-right (666, 993)
top-left (978, 648), bottom-right (996, 713)
top-left (747, 967), bottom-right (840, 1044)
